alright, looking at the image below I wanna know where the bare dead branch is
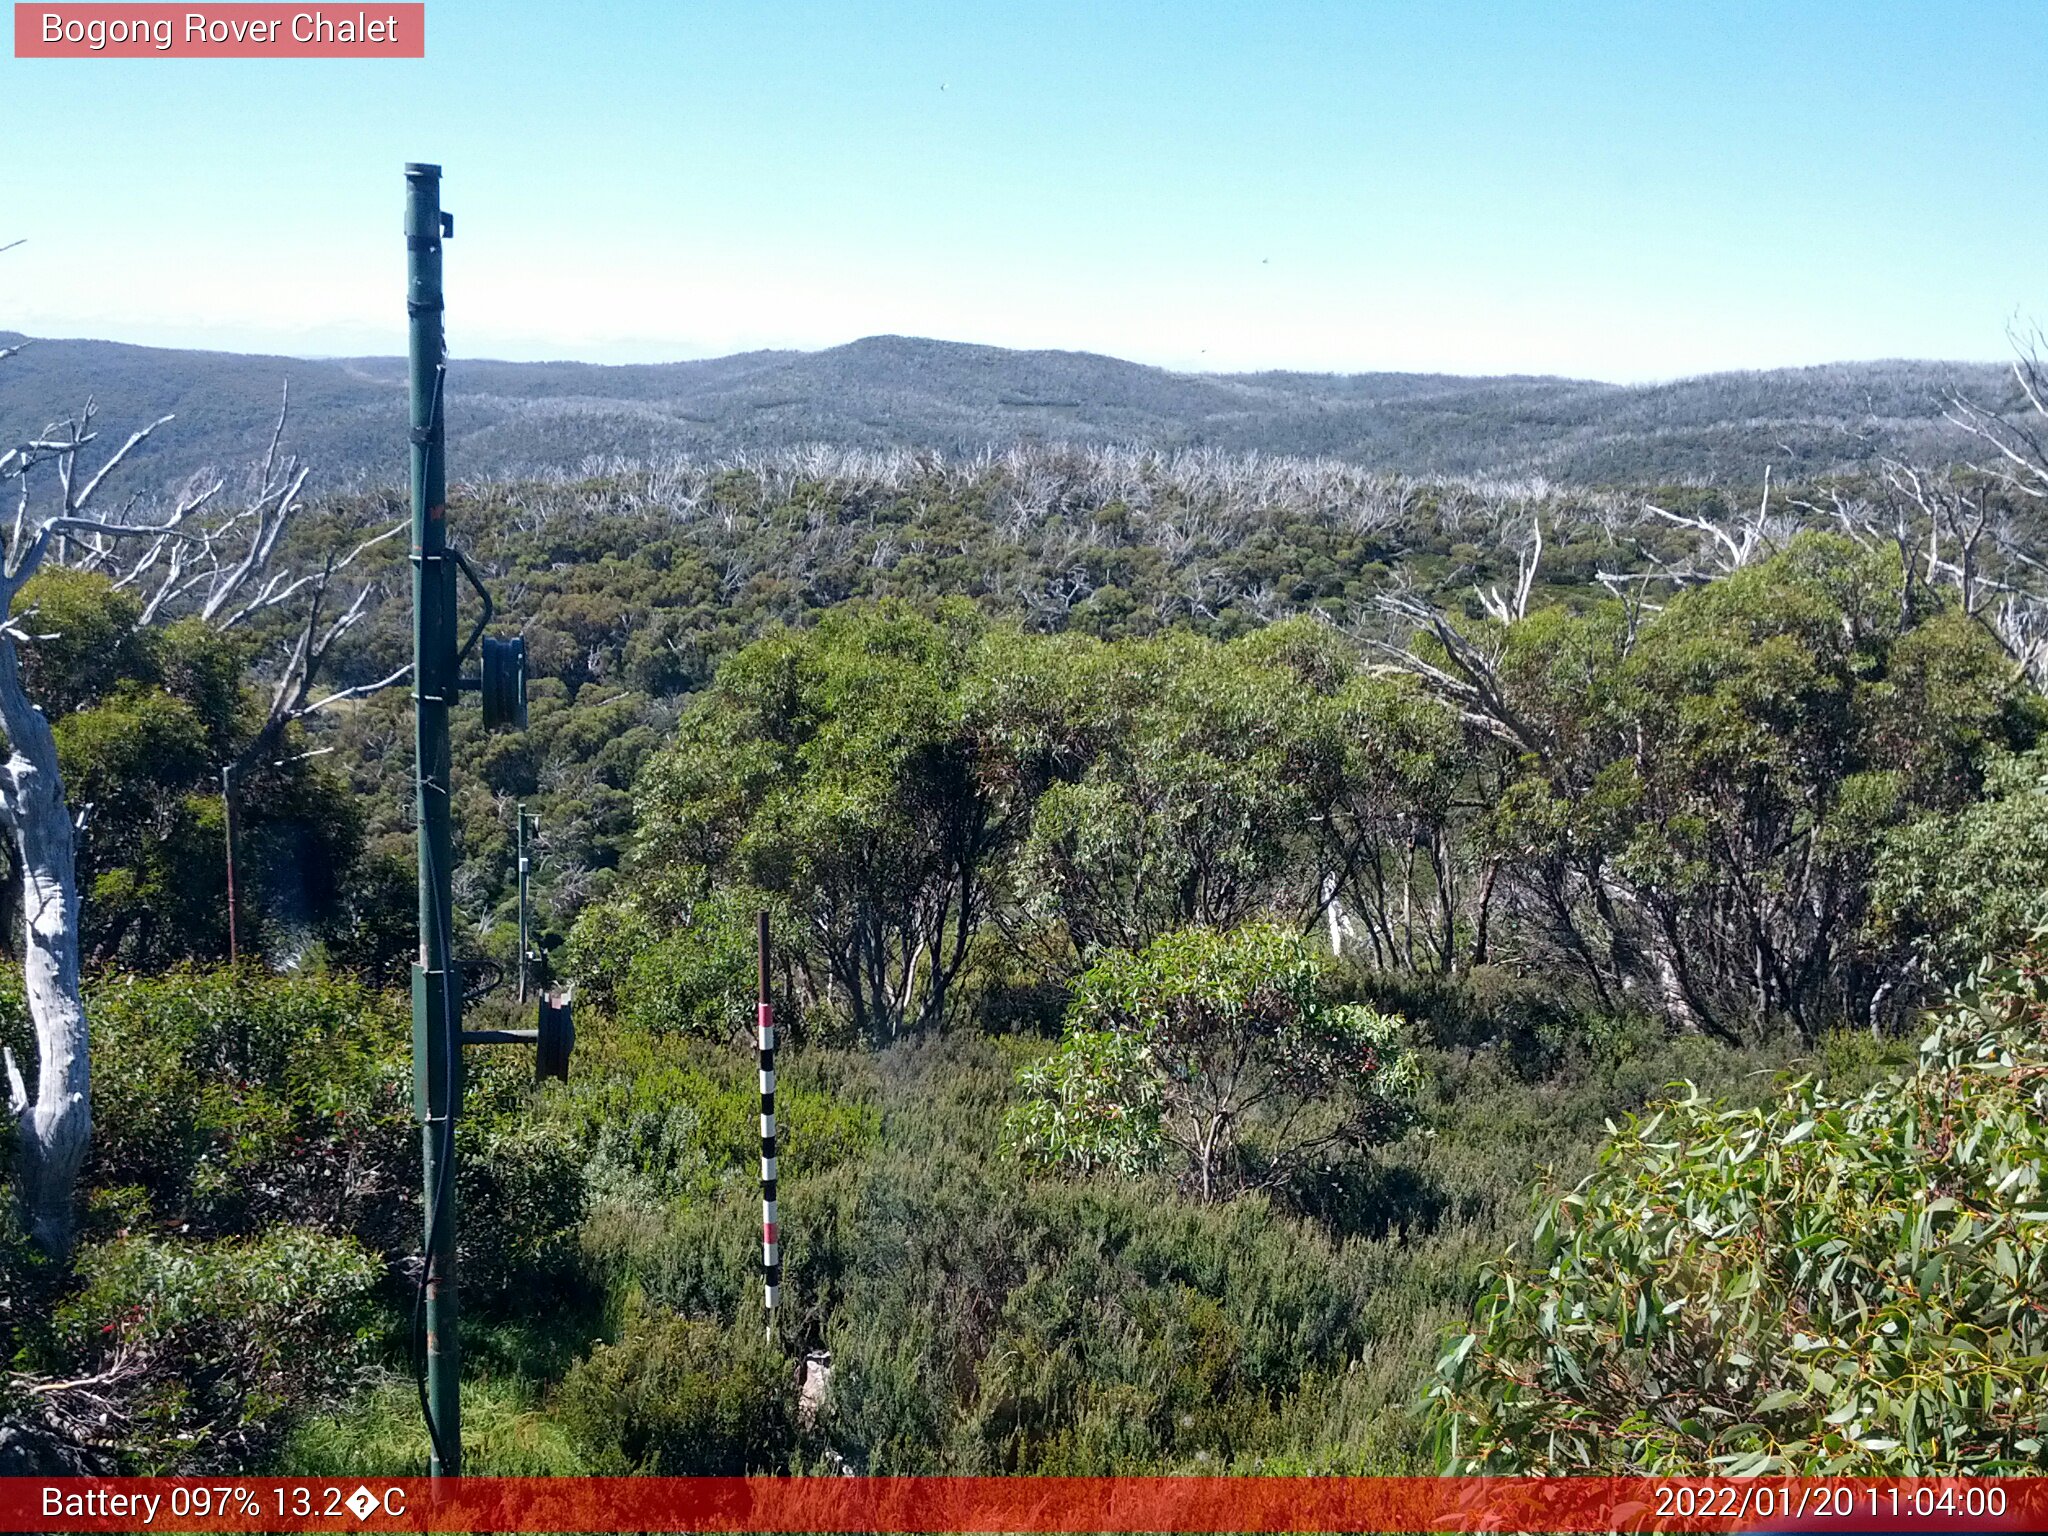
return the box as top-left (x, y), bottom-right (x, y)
top-left (297, 663), bottom-right (413, 718)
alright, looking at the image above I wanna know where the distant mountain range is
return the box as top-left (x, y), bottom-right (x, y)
top-left (0, 331), bottom-right (2015, 493)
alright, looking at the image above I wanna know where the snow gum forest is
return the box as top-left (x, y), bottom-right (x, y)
top-left (8, 337), bottom-right (2048, 1478)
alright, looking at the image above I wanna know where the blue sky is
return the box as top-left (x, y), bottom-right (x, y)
top-left (1, 1), bottom-right (2040, 379)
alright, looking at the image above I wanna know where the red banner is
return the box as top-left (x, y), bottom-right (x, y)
top-left (13, 4), bottom-right (424, 57)
top-left (0, 1476), bottom-right (2040, 1533)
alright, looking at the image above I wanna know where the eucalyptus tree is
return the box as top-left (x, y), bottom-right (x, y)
top-left (1376, 534), bottom-right (2034, 1038)
top-left (0, 375), bottom-right (403, 1258)
top-left (626, 601), bottom-right (1081, 1042)
top-left (1010, 922), bottom-right (1415, 1201)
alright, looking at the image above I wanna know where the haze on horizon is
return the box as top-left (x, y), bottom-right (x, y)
top-left (1, 1), bottom-right (2040, 384)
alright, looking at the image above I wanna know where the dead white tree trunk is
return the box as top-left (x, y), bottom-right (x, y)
top-left (0, 408), bottom-right (180, 1260)
top-left (0, 629), bottom-right (87, 1259)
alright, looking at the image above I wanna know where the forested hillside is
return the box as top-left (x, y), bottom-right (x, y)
top-left (0, 331), bottom-right (2012, 490)
top-left (9, 392), bottom-right (2048, 1475)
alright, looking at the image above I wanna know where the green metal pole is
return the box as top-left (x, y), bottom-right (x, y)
top-left (406, 161), bottom-right (462, 1478)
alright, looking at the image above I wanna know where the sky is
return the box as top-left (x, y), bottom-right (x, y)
top-left (0, 1), bottom-right (2041, 381)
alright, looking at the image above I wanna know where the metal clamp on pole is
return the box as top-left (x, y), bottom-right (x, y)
top-left (458, 987), bottom-right (572, 1082)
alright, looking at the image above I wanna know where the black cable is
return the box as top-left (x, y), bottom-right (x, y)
top-left (411, 1102), bottom-right (455, 1471)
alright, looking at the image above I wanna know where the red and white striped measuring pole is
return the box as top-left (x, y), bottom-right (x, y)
top-left (757, 909), bottom-right (780, 1342)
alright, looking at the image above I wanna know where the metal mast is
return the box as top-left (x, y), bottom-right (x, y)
top-left (406, 161), bottom-right (462, 1478)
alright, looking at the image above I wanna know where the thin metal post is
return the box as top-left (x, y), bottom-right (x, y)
top-left (220, 763), bottom-right (239, 964)
top-left (758, 909), bottom-right (779, 1344)
top-left (406, 160), bottom-right (462, 1479)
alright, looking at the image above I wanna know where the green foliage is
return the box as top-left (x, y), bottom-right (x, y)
top-left (1012, 924), bottom-right (1416, 1200)
top-left (285, 1375), bottom-right (594, 1476)
top-left (0, 1127), bottom-right (41, 1424)
top-left (597, 534), bottom-right (2026, 1059)
top-left (15, 432), bottom-right (2048, 1482)
top-left (3, 965), bottom-right (600, 1471)
top-left (562, 899), bottom-right (655, 1019)
top-left (455, 1064), bottom-right (588, 1311)
top-left (557, 1301), bottom-right (794, 1473)
top-left (37, 964), bottom-right (1857, 1479)
top-left (575, 1020), bottom-right (1825, 1477)
top-left (576, 1033), bottom-right (1421, 1474)
top-left (321, 453), bottom-right (1653, 991)
top-left (555, 1025), bottom-right (878, 1209)
top-left (317, 849), bottom-right (418, 991)
top-left (1013, 633), bottom-right (1318, 960)
top-left (9, 566), bottom-right (391, 974)
top-left (630, 603), bottom-right (1064, 1041)
top-left (80, 968), bottom-right (412, 1247)
top-left (1873, 745), bottom-right (2048, 992)
top-left (567, 888), bottom-right (763, 1042)
top-left (1301, 665), bottom-right (1480, 977)
top-left (300, 450), bottom-right (2043, 1054)
top-left (15, 566), bottom-right (155, 716)
top-left (1430, 940), bottom-right (2048, 1474)
top-left (56, 1227), bottom-right (381, 1468)
top-left (819, 1178), bottom-right (1379, 1473)
top-left (1008, 1026), bottom-right (1164, 1177)
top-left (1471, 535), bottom-right (2038, 1036)
top-left (1355, 965), bottom-right (1587, 1079)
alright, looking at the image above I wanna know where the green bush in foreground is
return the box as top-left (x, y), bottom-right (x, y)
top-left (557, 1301), bottom-right (794, 1473)
top-left (78, 967), bottom-right (411, 1247)
top-left (57, 1227), bottom-right (382, 1469)
top-left (1430, 941), bottom-right (2048, 1474)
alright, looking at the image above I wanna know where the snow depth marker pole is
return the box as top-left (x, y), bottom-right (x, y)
top-left (758, 909), bottom-right (780, 1344)
top-left (516, 804), bottom-right (531, 1003)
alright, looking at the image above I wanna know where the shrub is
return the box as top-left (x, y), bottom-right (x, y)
top-left (1009, 1026), bottom-right (1164, 1178)
top-left (1010, 924), bottom-right (1417, 1199)
top-left (1429, 940), bottom-right (2048, 1474)
top-left (1352, 965), bottom-right (1587, 1078)
top-left (0, 1125), bottom-right (40, 1427)
top-left (567, 1032), bottom-right (1411, 1474)
top-left (808, 1148), bottom-right (1398, 1473)
top-left (568, 888), bottom-right (769, 1042)
top-left (78, 968), bottom-right (412, 1248)
top-left (560, 1029), bottom-right (877, 1208)
top-left (556, 1301), bottom-right (794, 1473)
top-left (563, 900), bottom-right (655, 1018)
top-left (56, 1227), bottom-right (381, 1469)
top-left (456, 1088), bottom-right (587, 1312)
top-left (43, 964), bottom-right (589, 1339)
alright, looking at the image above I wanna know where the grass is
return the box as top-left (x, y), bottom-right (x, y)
top-left (288, 1376), bottom-right (592, 1476)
